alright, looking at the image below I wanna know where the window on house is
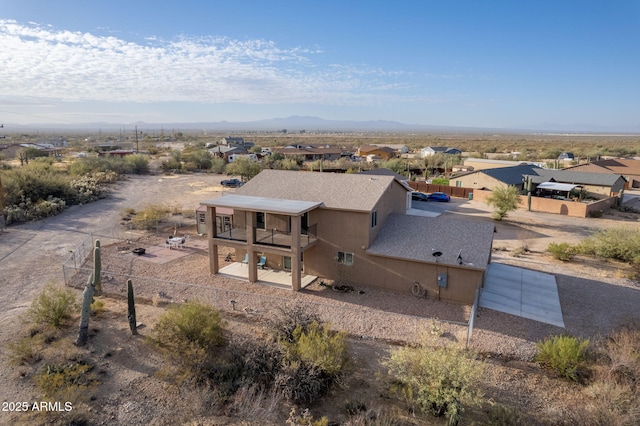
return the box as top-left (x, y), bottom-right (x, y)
top-left (371, 211), bottom-right (377, 228)
top-left (337, 251), bottom-right (353, 266)
top-left (256, 211), bottom-right (265, 229)
top-left (456, 181), bottom-right (462, 187)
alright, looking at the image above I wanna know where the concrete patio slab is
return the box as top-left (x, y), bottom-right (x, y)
top-left (218, 262), bottom-right (317, 289)
top-left (480, 263), bottom-right (565, 327)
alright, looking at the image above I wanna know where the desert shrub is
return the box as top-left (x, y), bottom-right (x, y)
top-left (130, 203), bottom-right (171, 229)
top-left (153, 302), bottom-right (226, 377)
top-left (226, 384), bottom-right (283, 422)
top-left (27, 284), bottom-right (77, 328)
top-left (601, 322), bottom-right (640, 390)
top-left (161, 156), bottom-right (182, 172)
top-left (270, 304), bottom-right (322, 344)
top-left (548, 242), bottom-right (576, 261)
top-left (123, 154), bottom-right (150, 174)
top-left (286, 407), bottom-right (329, 426)
top-left (69, 175), bottom-right (106, 204)
top-left (535, 335), bottom-right (589, 381)
top-left (210, 157), bottom-right (226, 173)
top-left (183, 148), bottom-right (213, 170)
top-left (577, 227), bottom-right (640, 263)
top-left (384, 338), bottom-right (483, 426)
top-left (275, 323), bottom-right (348, 404)
top-left (275, 361), bottom-right (331, 404)
top-left (222, 337), bottom-right (283, 392)
top-left (485, 404), bottom-right (529, 426)
top-left (283, 322), bottom-right (349, 377)
top-left (36, 361), bottom-right (94, 398)
top-left (8, 334), bottom-right (44, 365)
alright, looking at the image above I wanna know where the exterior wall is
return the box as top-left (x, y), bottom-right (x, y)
top-left (369, 182), bottom-right (409, 245)
top-left (451, 173), bottom-right (507, 190)
top-left (302, 209), bottom-right (370, 281)
top-left (362, 256), bottom-right (484, 304)
top-left (471, 189), bottom-right (618, 217)
top-left (464, 159), bottom-right (523, 171)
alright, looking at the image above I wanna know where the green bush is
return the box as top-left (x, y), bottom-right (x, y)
top-left (271, 305), bottom-right (322, 344)
top-left (130, 203), bottom-right (171, 229)
top-left (577, 227), bottom-right (640, 263)
top-left (153, 301), bottom-right (226, 376)
top-left (535, 335), bottom-right (589, 381)
top-left (284, 322), bottom-right (348, 376)
top-left (548, 242), bottom-right (576, 261)
top-left (27, 284), bottom-right (77, 328)
top-left (123, 154), bottom-right (150, 174)
top-left (384, 338), bottom-right (483, 426)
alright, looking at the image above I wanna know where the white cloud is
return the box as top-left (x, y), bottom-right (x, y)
top-left (0, 20), bottom-right (415, 108)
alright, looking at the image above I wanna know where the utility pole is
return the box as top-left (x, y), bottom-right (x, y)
top-left (135, 125), bottom-right (139, 153)
top-left (0, 124), bottom-right (6, 218)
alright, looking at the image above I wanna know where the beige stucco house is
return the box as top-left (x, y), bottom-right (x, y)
top-left (201, 170), bottom-right (495, 304)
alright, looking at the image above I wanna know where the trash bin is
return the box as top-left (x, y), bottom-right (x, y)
top-left (468, 193), bottom-right (473, 200)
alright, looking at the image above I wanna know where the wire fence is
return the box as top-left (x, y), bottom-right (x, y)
top-left (62, 233), bottom-right (473, 345)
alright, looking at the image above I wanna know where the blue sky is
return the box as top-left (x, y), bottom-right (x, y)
top-left (1, 1), bottom-right (639, 130)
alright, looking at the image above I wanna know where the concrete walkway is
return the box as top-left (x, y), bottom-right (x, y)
top-left (480, 263), bottom-right (565, 328)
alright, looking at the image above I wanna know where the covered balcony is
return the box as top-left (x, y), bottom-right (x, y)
top-left (201, 194), bottom-right (323, 291)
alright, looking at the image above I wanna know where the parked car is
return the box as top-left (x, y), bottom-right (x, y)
top-left (411, 192), bottom-right (429, 201)
top-left (427, 192), bottom-right (450, 202)
top-left (220, 178), bottom-right (244, 188)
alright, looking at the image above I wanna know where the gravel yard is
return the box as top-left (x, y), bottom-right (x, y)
top-left (2, 173), bottom-right (640, 424)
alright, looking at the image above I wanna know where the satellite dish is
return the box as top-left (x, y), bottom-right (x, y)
top-left (432, 251), bottom-right (442, 257)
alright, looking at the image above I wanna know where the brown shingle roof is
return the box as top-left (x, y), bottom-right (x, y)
top-left (235, 169), bottom-right (405, 212)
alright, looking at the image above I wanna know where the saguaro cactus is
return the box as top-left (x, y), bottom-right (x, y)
top-left (93, 240), bottom-right (102, 296)
top-left (127, 279), bottom-right (137, 335)
top-left (75, 274), bottom-right (95, 346)
top-left (75, 240), bottom-right (101, 346)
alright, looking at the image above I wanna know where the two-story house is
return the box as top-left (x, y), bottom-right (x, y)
top-left (200, 170), bottom-right (495, 304)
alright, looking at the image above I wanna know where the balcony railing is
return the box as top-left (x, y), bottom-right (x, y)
top-left (215, 223), bottom-right (317, 249)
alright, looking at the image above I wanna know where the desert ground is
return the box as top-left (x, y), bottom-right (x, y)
top-left (1, 173), bottom-right (639, 425)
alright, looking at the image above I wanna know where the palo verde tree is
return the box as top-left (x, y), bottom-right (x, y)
top-left (486, 185), bottom-right (521, 221)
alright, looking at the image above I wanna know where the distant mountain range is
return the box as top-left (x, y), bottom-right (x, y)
top-left (5, 116), bottom-right (640, 134)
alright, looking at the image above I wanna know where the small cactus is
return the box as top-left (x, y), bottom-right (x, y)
top-left (127, 279), bottom-right (137, 335)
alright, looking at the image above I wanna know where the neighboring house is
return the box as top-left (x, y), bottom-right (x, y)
top-left (272, 145), bottom-right (342, 161)
top-left (451, 164), bottom-right (625, 198)
top-left (219, 137), bottom-right (255, 150)
top-left (201, 170), bottom-right (495, 304)
top-left (0, 143), bottom-right (23, 159)
top-left (526, 169), bottom-right (626, 198)
top-left (420, 146), bottom-right (462, 158)
top-left (37, 136), bottom-right (68, 147)
top-left (567, 158), bottom-right (640, 189)
top-left (370, 143), bottom-right (410, 154)
top-left (356, 145), bottom-right (396, 160)
top-left (208, 145), bottom-right (247, 161)
top-left (463, 158), bottom-right (530, 171)
top-left (451, 165), bottom-right (542, 190)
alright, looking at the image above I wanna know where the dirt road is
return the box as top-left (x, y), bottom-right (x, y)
top-left (0, 174), bottom-right (229, 359)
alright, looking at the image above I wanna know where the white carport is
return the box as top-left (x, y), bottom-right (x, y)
top-left (536, 182), bottom-right (582, 192)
